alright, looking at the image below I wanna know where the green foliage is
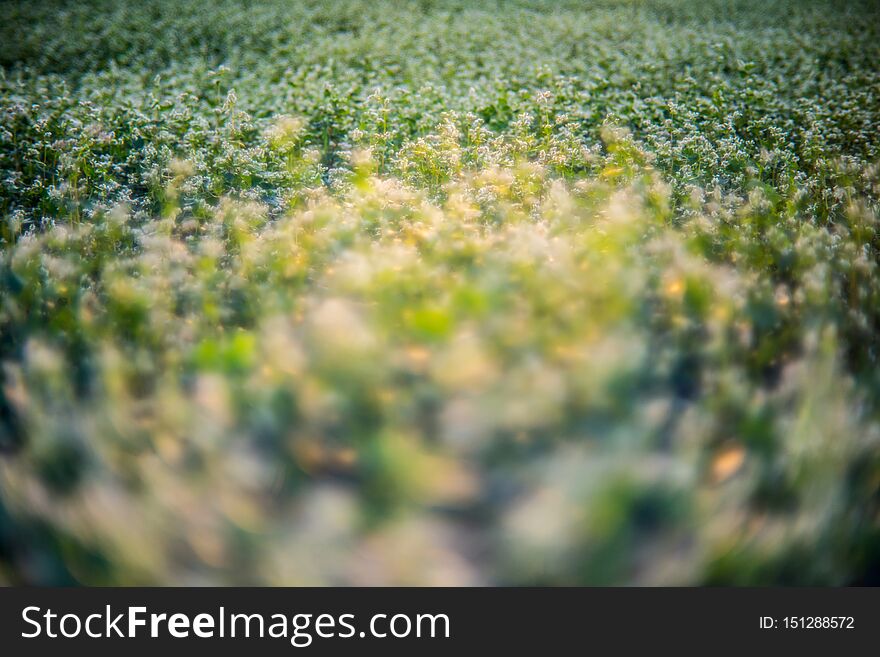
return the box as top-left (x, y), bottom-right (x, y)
top-left (0, 0), bottom-right (879, 585)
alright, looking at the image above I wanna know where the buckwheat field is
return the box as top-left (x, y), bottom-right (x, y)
top-left (1, 0), bottom-right (879, 585)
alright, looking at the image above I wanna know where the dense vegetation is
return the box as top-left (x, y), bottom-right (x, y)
top-left (1, 0), bottom-right (879, 585)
